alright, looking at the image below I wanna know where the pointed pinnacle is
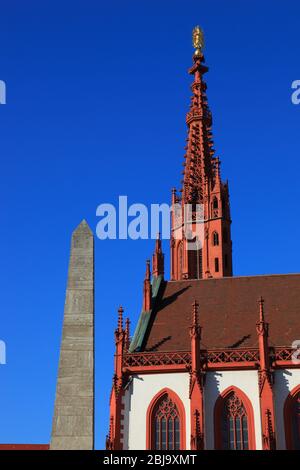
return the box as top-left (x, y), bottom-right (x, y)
top-left (117, 306), bottom-right (124, 332)
top-left (192, 300), bottom-right (199, 326)
top-left (125, 317), bottom-right (130, 333)
top-left (125, 317), bottom-right (130, 350)
top-left (258, 296), bottom-right (265, 322)
top-left (155, 233), bottom-right (162, 252)
top-left (145, 259), bottom-right (151, 280)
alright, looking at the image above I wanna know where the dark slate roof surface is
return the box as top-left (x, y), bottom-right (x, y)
top-left (142, 274), bottom-right (300, 351)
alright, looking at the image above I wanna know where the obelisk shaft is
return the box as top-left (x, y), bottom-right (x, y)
top-left (50, 220), bottom-right (94, 450)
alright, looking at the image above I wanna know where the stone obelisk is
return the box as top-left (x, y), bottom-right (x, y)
top-left (50, 220), bottom-right (94, 450)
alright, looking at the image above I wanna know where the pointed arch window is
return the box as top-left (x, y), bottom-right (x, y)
top-left (146, 389), bottom-right (186, 450)
top-left (212, 197), bottom-right (219, 218)
top-left (284, 385), bottom-right (300, 449)
top-left (222, 393), bottom-right (249, 449)
top-left (212, 231), bottom-right (219, 246)
top-left (214, 387), bottom-right (256, 450)
top-left (154, 396), bottom-right (180, 450)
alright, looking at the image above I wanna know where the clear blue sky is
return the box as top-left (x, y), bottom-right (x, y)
top-left (0, 0), bottom-right (299, 449)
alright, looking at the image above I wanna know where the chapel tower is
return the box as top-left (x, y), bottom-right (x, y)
top-left (171, 26), bottom-right (232, 280)
top-left (107, 26), bottom-right (300, 453)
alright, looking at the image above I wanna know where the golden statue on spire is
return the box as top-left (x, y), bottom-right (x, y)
top-left (192, 25), bottom-right (204, 55)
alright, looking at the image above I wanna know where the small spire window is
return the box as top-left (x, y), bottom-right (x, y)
top-left (212, 231), bottom-right (219, 246)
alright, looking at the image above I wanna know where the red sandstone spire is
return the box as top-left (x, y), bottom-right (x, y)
top-left (191, 300), bottom-right (200, 334)
top-left (114, 305), bottom-right (125, 394)
top-left (182, 45), bottom-right (211, 205)
top-left (152, 233), bottom-right (164, 278)
top-left (258, 295), bottom-right (265, 323)
top-left (171, 27), bottom-right (233, 281)
top-left (256, 297), bottom-right (276, 449)
top-left (143, 260), bottom-right (152, 311)
top-left (189, 298), bottom-right (204, 450)
top-left (108, 306), bottom-right (126, 450)
top-left (117, 306), bottom-right (124, 333)
top-left (189, 300), bottom-right (201, 359)
top-left (124, 317), bottom-right (130, 352)
top-left (256, 296), bottom-right (269, 371)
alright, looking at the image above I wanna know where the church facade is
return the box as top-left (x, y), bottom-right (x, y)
top-left (106, 27), bottom-right (300, 451)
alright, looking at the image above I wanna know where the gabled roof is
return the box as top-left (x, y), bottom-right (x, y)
top-left (135, 274), bottom-right (300, 352)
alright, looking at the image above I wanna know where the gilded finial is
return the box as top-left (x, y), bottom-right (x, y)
top-left (192, 25), bottom-right (204, 56)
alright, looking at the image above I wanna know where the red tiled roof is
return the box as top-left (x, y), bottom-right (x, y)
top-left (143, 274), bottom-right (300, 351)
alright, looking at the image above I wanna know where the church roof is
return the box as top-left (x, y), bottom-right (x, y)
top-left (140, 273), bottom-right (300, 352)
